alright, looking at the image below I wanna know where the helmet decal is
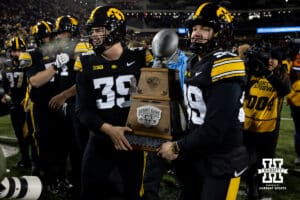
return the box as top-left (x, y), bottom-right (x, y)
top-left (87, 6), bottom-right (102, 24)
top-left (107, 8), bottom-right (125, 21)
top-left (55, 16), bottom-right (64, 31)
top-left (216, 6), bottom-right (233, 23)
top-left (41, 21), bottom-right (52, 33)
top-left (193, 2), bottom-right (209, 20)
top-left (7, 37), bottom-right (26, 51)
top-left (31, 25), bottom-right (38, 35)
top-left (69, 16), bottom-right (79, 26)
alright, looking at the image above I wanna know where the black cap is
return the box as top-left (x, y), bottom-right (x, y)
top-left (270, 48), bottom-right (283, 63)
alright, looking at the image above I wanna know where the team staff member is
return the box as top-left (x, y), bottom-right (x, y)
top-left (75, 6), bottom-right (152, 200)
top-left (158, 2), bottom-right (248, 200)
top-left (243, 46), bottom-right (290, 199)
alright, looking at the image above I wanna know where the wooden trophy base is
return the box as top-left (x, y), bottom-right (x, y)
top-left (126, 67), bottom-right (182, 151)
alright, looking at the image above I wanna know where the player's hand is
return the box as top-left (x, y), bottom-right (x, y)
top-left (157, 141), bottom-right (178, 161)
top-left (55, 53), bottom-right (70, 69)
top-left (101, 123), bottom-right (133, 151)
top-left (48, 93), bottom-right (67, 110)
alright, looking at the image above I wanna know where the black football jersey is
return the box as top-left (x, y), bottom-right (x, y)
top-left (178, 50), bottom-right (247, 154)
top-left (23, 49), bottom-right (58, 106)
top-left (2, 65), bottom-right (27, 105)
top-left (55, 38), bottom-right (78, 100)
top-left (76, 48), bottom-right (148, 132)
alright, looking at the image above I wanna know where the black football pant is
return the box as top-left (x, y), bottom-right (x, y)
top-left (142, 152), bottom-right (168, 200)
top-left (9, 104), bottom-right (30, 164)
top-left (81, 134), bottom-right (144, 200)
top-left (25, 106), bottom-right (39, 167)
top-left (243, 130), bottom-right (279, 199)
top-left (33, 103), bottom-right (71, 185)
top-left (173, 154), bottom-right (240, 200)
top-left (62, 102), bottom-right (82, 200)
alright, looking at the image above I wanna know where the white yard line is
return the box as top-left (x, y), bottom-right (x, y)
top-left (0, 144), bottom-right (19, 158)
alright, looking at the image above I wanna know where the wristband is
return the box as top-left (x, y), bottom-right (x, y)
top-left (171, 142), bottom-right (180, 154)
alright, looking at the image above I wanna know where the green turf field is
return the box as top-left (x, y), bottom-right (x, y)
top-left (0, 103), bottom-right (299, 200)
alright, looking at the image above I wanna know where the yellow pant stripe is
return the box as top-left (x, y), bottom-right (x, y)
top-left (30, 103), bottom-right (40, 156)
top-left (139, 151), bottom-right (148, 197)
top-left (226, 177), bottom-right (240, 200)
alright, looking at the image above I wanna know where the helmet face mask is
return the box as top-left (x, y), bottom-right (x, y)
top-left (86, 6), bottom-right (126, 54)
top-left (186, 2), bottom-right (234, 55)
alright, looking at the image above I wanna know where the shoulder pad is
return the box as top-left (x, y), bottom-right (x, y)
top-left (74, 42), bottom-right (94, 54)
top-left (145, 49), bottom-right (153, 67)
top-left (81, 52), bottom-right (95, 56)
top-left (211, 51), bottom-right (245, 83)
top-left (26, 48), bottom-right (35, 52)
top-left (18, 52), bottom-right (32, 68)
top-left (74, 56), bottom-right (83, 72)
top-left (129, 47), bottom-right (145, 51)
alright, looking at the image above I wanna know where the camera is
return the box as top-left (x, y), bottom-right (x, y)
top-left (244, 44), bottom-right (270, 76)
top-left (0, 147), bottom-right (42, 199)
top-left (0, 176), bottom-right (42, 199)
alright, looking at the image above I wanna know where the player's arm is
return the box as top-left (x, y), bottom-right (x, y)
top-left (48, 84), bottom-right (76, 110)
top-left (23, 51), bottom-right (57, 88)
top-left (265, 72), bottom-right (290, 97)
top-left (29, 66), bottom-right (56, 88)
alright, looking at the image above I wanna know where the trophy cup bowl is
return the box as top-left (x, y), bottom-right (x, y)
top-left (151, 29), bottom-right (179, 67)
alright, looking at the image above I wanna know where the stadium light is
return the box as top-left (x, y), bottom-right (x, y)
top-left (257, 26), bottom-right (300, 34)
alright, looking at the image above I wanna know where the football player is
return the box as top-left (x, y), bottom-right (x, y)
top-left (23, 20), bottom-right (63, 192)
top-left (75, 5), bottom-right (152, 200)
top-left (1, 37), bottom-right (33, 169)
top-left (158, 2), bottom-right (248, 200)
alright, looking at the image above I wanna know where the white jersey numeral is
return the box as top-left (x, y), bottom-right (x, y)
top-left (93, 75), bottom-right (135, 109)
top-left (184, 85), bottom-right (206, 125)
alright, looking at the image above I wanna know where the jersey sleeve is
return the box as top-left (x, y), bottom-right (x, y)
top-left (211, 55), bottom-right (246, 83)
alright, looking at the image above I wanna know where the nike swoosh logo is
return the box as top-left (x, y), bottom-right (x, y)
top-left (234, 166), bottom-right (248, 177)
top-left (195, 72), bottom-right (202, 76)
top-left (126, 61), bottom-right (135, 67)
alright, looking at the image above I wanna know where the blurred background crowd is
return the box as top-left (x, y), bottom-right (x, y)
top-left (0, 0), bottom-right (299, 53)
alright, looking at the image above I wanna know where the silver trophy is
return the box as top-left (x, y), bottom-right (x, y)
top-left (151, 29), bottom-right (179, 68)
